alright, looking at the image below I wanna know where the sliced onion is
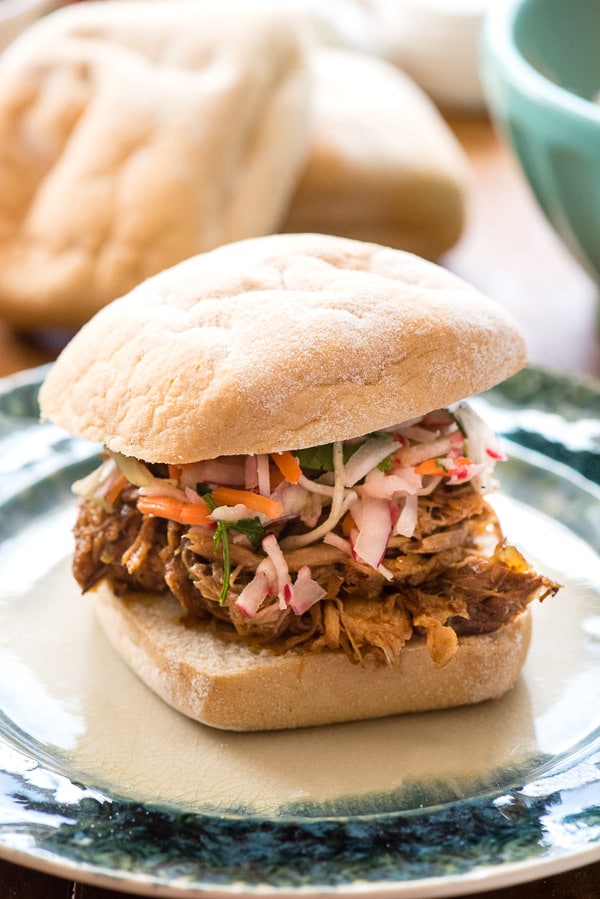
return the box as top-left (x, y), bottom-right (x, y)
top-left (109, 452), bottom-right (165, 488)
top-left (453, 402), bottom-right (503, 492)
top-left (184, 486), bottom-right (211, 505)
top-left (323, 531), bottom-right (352, 555)
top-left (235, 566), bottom-right (273, 617)
top-left (342, 435), bottom-right (397, 487)
top-left (447, 462), bottom-right (486, 486)
top-left (399, 435), bottom-right (454, 467)
top-left (359, 466), bottom-right (422, 499)
top-left (351, 494), bottom-right (392, 570)
top-left (72, 457), bottom-right (126, 509)
top-left (71, 459), bottom-right (112, 499)
top-left (262, 534), bottom-right (291, 606)
top-left (257, 454), bottom-right (271, 497)
top-left (377, 563), bottom-right (394, 582)
top-left (394, 493), bottom-right (418, 538)
top-left (289, 566), bottom-right (326, 615)
top-left (417, 475), bottom-right (443, 496)
top-left (454, 402), bottom-right (504, 461)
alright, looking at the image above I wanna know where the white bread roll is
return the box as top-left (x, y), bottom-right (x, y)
top-left (282, 48), bottom-right (470, 259)
top-left (39, 232), bottom-right (535, 732)
top-left (0, 1), bottom-right (310, 329)
top-left (92, 582), bottom-right (532, 731)
top-left (39, 232), bottom-right (526, 462)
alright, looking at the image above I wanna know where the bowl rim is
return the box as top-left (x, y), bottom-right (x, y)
top-left (484, 0), bottom-right (600, 125)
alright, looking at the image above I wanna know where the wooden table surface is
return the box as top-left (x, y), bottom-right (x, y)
top-left (1, 113), bottom-right (599, 898)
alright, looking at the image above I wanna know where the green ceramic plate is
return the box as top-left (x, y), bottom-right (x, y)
top-left (0, 364), bottom-right (599, 897)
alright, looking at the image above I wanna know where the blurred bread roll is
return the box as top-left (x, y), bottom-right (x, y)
top-left (0, 0), bottom-right (310, 328)
top-left (282, 48), bottom-right (469, 259)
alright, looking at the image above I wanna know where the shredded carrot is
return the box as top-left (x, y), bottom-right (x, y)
top-left (104, 472), bottom-right (128, 507)
top-left (414, 456), bottom-right (471, 476)
top-left (211, 486), bottom-right (283, 519)
top-left (137, 495), bottom-right (213, 527)
top-left (413, 459), bottom-right (446, 476)
top-left (271, 451), bottom-right (302, 484)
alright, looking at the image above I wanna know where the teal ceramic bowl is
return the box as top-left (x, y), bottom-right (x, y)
top-left (481, 0), bottom-right (600, 282)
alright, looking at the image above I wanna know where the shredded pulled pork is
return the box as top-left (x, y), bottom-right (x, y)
top-left (72, 407), bottom-right (561, 667)
top-left (73, 481), bottom-right (559, 667)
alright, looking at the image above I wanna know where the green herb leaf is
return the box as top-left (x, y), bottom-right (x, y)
top-left (295, 444), bottom-right (336, 471)
top-left (295, 439), bottom-right (373, 472)
top-left (231, 517), bottom-right (265, 551)
top-left (213, 521), bottom-right (231, 605)
top-left (202, 488), bottom-right (264, 602)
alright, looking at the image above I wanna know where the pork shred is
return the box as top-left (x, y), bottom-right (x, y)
top-left (72, 482), bottom-right (560, 666)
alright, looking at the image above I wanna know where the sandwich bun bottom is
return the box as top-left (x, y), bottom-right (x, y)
top-left (91, 581), bottom-right (532, 731)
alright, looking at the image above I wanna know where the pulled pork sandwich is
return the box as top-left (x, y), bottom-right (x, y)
top-left (39, 233), bottom-right (559, 731)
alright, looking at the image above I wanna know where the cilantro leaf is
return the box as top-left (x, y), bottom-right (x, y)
top-left (213, 518), bottom-right (265, 603)
top-left (295, 443), bottom-right (336, 471)
top-left (295, 440), bottom-right (367, 472)
top-left (213, 521), bottom-right (231, 605)
top-left (231, 517), bottom-right (265, 551)
top-left (200, 492), bottom-right (265, 603)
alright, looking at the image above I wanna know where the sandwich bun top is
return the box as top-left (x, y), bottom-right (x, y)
top-left (39, 233), bottom-right (527, 463)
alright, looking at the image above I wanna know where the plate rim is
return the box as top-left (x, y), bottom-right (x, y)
top-left (1, 838), bottom-right (600, 899)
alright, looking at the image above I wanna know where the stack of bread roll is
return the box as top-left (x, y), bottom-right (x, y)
top-left (0, 0), bottom-right (469, 330)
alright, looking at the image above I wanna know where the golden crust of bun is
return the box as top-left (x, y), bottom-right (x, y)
top-left (39, 233), bottom-right (527, 462)
top-left (283, 48), bottom-right (469, 259)
top-left (39, 233), bottom-right (526, 462)
top-left (91, 581), bottom-right (532, 731)
top-left (0, 1), bottom-right (309, 328)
